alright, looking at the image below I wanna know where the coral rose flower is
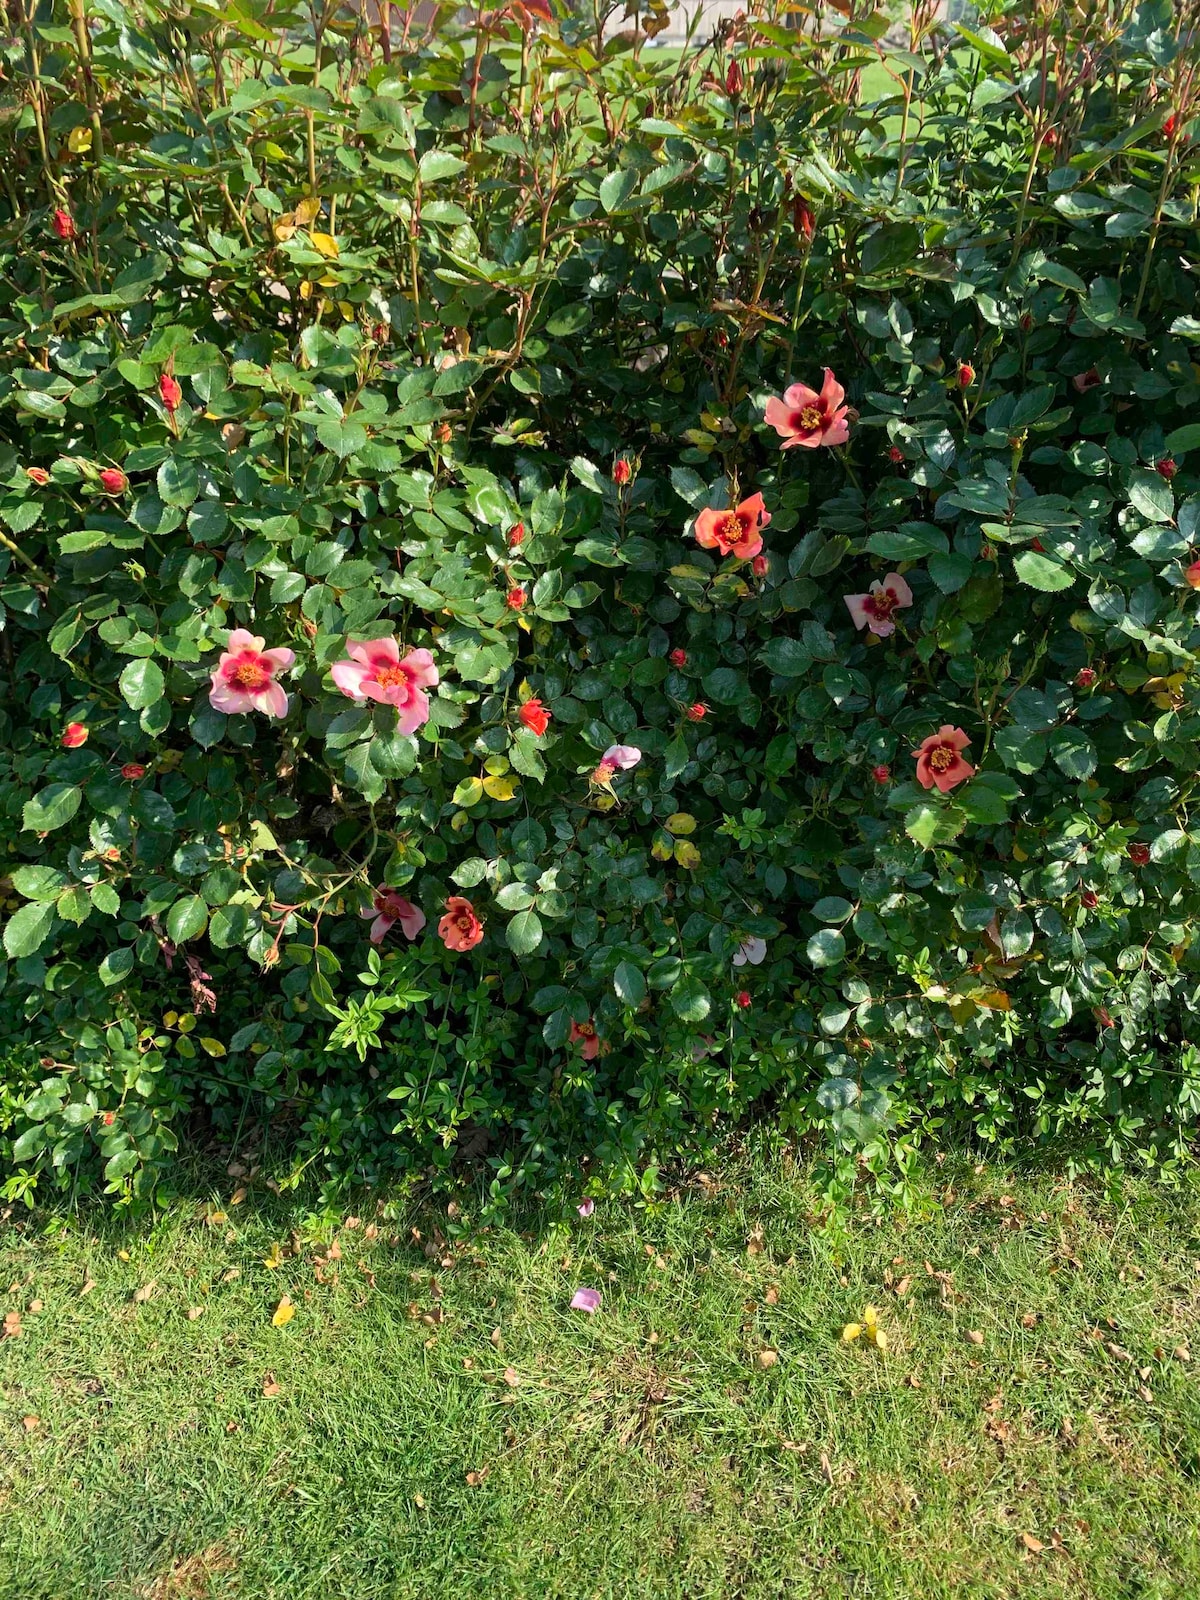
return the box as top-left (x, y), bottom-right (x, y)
top-left (208, 629), bottom-right (295, 718)
top-left (844, 572), bottom-right (913, 637)
top-left (519, 697), bottom-right (551, 737)
top-left (569, 1018), bottom-right (601, 1059)
top-left (438, 896), bottom-right (484, 952)
top-left (764, 369), bottom-right (850, 449)
top-left (331, 638), bottom-right (438, 735)
top-left (61, 722), bottom-right (88, 748)
top-left (1186, 559), bottom-right (1200, 590)
top-left (694, 493), bottom-right (770, 560)
top-left (25, 467), bottom-right (50, 486)
top-left (913, 725), bottom-right (974, 793)
top-left (361, 888), bottom-right (426, 945)
top-left (506, 587), bottom-right (526, 610)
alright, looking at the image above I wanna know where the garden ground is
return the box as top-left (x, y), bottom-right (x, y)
top-left (2, 1147), bottom-right (1199, 1599)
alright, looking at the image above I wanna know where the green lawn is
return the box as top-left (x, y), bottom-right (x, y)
top-left (2, 1151), bottom-right (1200, 1599)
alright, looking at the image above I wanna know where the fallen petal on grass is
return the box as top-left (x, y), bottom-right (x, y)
top-left (570, 1287), bottom-right (601, 1314)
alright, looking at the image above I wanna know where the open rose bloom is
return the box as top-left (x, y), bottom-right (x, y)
top-left (209, 629), bottom-right (295, 718)
top-left (694, 493), bottom-right (770, 560)
top-left (764, 368), bottom-right (850, 449)
top-left (913, 725), bottom-right (974, 793)
top-left (844, 572), bottom-right (913, 637)
top-left (361, 888), bottom-right (426, 945)
top-left (570, 1018), bottom-right (601, 1059)
top-left (438, 896), bottom-right (484, 952)
top-left (331, 639), bottom-right (437, 735)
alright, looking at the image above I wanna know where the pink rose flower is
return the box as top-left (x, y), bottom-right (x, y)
top-left (733, 937), bottom-right (767, 968)
top-left (361, 888), bottom-right (426, 945)
top-left (693, 492), bottom-right (770, 560)
top-left (602, 744), bottom-right (641, 770)
top-left (569, 1018), bottom-right (601, 1059)
top-left (61, 722), bottom-right (88, 748)
top-left (330, 638), bottom-right (438, 735)
top-left (844, 572), bottom-right (913, 637)
top-left (208, 629), bottom-right (295, 718)
top-left (577, 1198), bottom-right (595, 1218)
top-left (438, 896), bottom-right (484, 952)
top-left (764, 368), bottom-right (850, 449)
top-left (913, 725), bottom-right (974, 793)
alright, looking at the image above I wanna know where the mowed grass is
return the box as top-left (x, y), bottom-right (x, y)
top-left (2, 1152), bottom-right (1200, 1599)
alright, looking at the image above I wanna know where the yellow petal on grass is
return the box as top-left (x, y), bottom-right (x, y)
top-left (271, 1296), bottom-right (295, 1328)
top-left (841, 1322), bottom-right (863, 1343)
top-left (262, 1243), bottom-right (283, 1270)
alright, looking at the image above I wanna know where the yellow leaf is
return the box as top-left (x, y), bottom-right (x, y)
top-left (651, 834), bottom-right (673, 861)
top-left (673, 840), bottom-right (701, 870)
top-left (271, 1296), bottom-right (295, 1327)
top-left (841, 1322), bottom-right (863, 1342)
top-left (178, 1013), bottom-right (196, 1035)
top-left (294, 195), bottom-right (321, 225)
top-left (482, 775), bottom-right (519, 801)
top-left (483, 755), bottom-right (511, 777)
top-left (273, 217), bottom-right (296, 242)
top-left (68, 126), bottom-right (93, 154)
top-left (298, 280), bottom-right (313, 300)
top-left (163, 1011), bottom-right (178, 1028)
top-left (947, 997), bottom-right (977, 1026)
top-left (309, 231), bottom-right (339, 258)
top-left (976, 990), bottom-right (1010, 1011)
top-left (873, 1329), bottom-right (889, 1352)
top-left (1011, 841), bottom-right (1028, 862)
top-left (665, 812), bottom-right (696, 836)
top-left (199, 1037), bottom-right (226, 1057)
top-left (263, 1243), bottom-right (283, 1270)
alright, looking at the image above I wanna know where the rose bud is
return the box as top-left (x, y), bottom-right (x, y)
top-left (99, 467), bottom-right (127, 494)
top-left (670, 649), bottom-right (687, 667)
top-left (52, 208), bottom-right (75, 241)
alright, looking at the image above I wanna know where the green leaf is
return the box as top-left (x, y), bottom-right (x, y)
top-left (613, 960), bottom-right (646, 1007)
top-left (10, 866), bottom-right (68, 901)
top-left (1128, 469), bottom-right (1174, 524)
top-left (599, 167), bottom-right (638, 213)
top-left (866, 523), bottom-right (948, 561)
top-left (3, 900), bottom-right (56, 958)
top-left (806, 928), bottom-right (846, 967)
top-left (1165, 424), bottom-right (1200, 456)
top-left (99, 947), bottom-right (135, 986)
top-left (166, 894), bottom-right (208, 943)
top-left (1013, 550), bottom-right (1075, 592)
top-left (22, 783), bottom-right (82, 833)
top-left (669, 974), bottom-right (711, 1022)
top-left (760, 638), bottom-right (809, 676)
top-left (506, 908), bottom-right (543, 956)
top-left (812, 896), bottom-right (854, 922)
top-left (1050, 726), bottom-right (1097, 780)
top-left (119, 658), bottom-right (165, 710)
top-left (860, 222), bottom-right (921, 275)
top-left (157, 457), bottom-right (199, 507)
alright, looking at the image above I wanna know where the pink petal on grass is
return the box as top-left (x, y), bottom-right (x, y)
top-left (577, 1199), bottom-right (595, 1218)
top-left (570, 1287), bottom-right (601, 1313)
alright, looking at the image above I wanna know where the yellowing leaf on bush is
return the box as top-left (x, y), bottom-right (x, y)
top-left (273, 217), bottom-right (296, 242)
top-left (67, 126), bottom-right (93, 154)
top-left (976, 990), bottom-right (1011, 1011)
top-left (651, 834), bottom-right (673, 861)
top-left (665, 812), bottom-right (697, 835)
top-left (673, 840), bottom-right (701, 870)
top-left (453, 777), bottom-right (484, 808)
top-left (947, 997), bottom-right (977, 1026)
top-left (271, 1295), bottom-right (295, 1327)
top-left (309, 231), bottom-right (339, 258)
top-left (482, 755), bottom-right (511, 777)
top-left (199, 1037), bottom-right (226, 1057)
top-left (294, 195), bottom-right (321, 225)
top-left (482, 775), bottom-right (518, 801)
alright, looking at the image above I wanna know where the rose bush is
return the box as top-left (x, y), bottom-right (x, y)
top-left (2, 0), bottom-right (1200, 1206)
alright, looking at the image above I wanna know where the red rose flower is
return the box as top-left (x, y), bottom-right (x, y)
top-left (99, 467), bottom-right (127, 494)
top-left (121, 763), bottom-right (146, 781)
top-left (569, 1019), bottom-right (601, 1060)
top-left (159, 372), bottom-right (183, 413)
top-left (438, 896), bottom-right (484, 953)
top-left (1072, 368), bottom-right (1101, 393)
top-left (507, 522), bottom-right (525, 548)
top-left (1186, 559), bottom-right (1200, 590)
top-left (519, 697), bottom-right (551, 737)
top-left (793, 198), bottom-right (815, 243)
top-left (736, 991), bottom-right (752, 1010)
top-left (686, 702), bottom-right (707, 722)
top-left (612, 458), bottom-right (632, 486)
top-left (1081, 889), bottom-right (1098, 909)
top-left (887, 445), bottom-right (904, 464)
top-left (1075, 667), bottom-right (1097, 688)
top-left (1164, 112), bottom-right (1178, 140)
top-left (1156, 457), bottom-right (1178, 481)
top-left (102, 1111), bottom-right (116, 1126)
top-left (957, 361), bottom-right (975, 388)
top-left (871, 764), bottom-right (891, 784)
top-left (1094, 1007), bottom-right (1115, 1029)
top-left (1128, 842), bottom-right (1150, 866)
top-left (694, 493), bottom-right (770, 561)
top-left (25, 467), bottom-right (50, 486)
top-left (52, 208), bottom-right (75, 241)
top-left (61, 722), bottom-right (88, 748)
top-left (724, 59), bottom-right (743, 97)
top-left (669, 648), bottom-right (688, 668)
top-left (751, 554), bottom-right (769, 578)
top-left (913, 726), bottom-right (974, 793)
top-left (506, 587), bottom-right (526, 610)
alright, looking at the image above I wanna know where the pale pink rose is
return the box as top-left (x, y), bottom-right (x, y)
top-left (843, 572), bottom-right (914, 638)
top-left (577, 1198), bottom-right (595, 1218)
top-left (602, 744), bottom-right (642, 770)
top-left (733, 937), bottom-right (767, 968)
top-left (208, 629), bottom-right (295, 718)
top-left (331, 639), bottom-right (438, 736)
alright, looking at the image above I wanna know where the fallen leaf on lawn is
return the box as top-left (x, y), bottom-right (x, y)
top-left (413, 1494), bottom-right (427, 1509)
top-left (893, 1276), bottom-right (912, 1298)
top-left (756, 1349), bottom-right (779, 1369)
top-left (465, 1467), bottom-right (489, 1486)
top-left (206, 1211), bottom-right (227, 1226)
top-left (225, 1419), bottom-right (239, 1434)
top-left (22, 1415), bottom-right (39, 1432)
top-left (966, 1329), bottom-right (984, 1345)
top-left (221, 1268), bottom-right (241, 1283)
top-left (746, 1224), bottom-right (764, 1256)
top-left (28, 1299), bottom-right (42, 1313)
top-left (79, 1279), bottom-right (96, 1298)
top-left (187, 1307), bottom-right (204, 1321)
top-left (1021, 1533), bottom-right (1046, 1554)
top-left (490, 1327), bottom-right (502, 1347)
top-left (271, 1296), bottom-right (295, 1328)
top-left (230, 1187), bottom-right (247, 1206)
top-left (765, 1285), bottom-right (780, 1305)
top-left (132, 1282), bottom-right (156, 1303)
top-left (570, 1287), bottom-right (601, 1314)
top-left (2, 1311), bottom-right (21, 1339)
top-left (1138, 1385), bottom-right (1154, 1403)
top-left (1020, 1312), bottom-right (1037, 1328)
top-left (819, 1451), bottom-right (834, 1485)
top-left (1174, 1343), bottom-right (1191, 1362)
top-left (503, 1367), bottom-right (520, 1387)
top-left (262, 1244), bottom-right (283, 1270)
top-left (117, 1250), bottom-right (130, 1262)
top-left (842, 1305), bottom-right (886, 1350)
top-left (261, 1372), bottom-right (282, 1397)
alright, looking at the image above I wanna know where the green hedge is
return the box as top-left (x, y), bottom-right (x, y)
top-left (2, 0), bottom-right (1200, 1205)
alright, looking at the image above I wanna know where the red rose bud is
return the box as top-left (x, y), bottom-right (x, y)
top-left (1075, 667), bottom-right (1096, 688)
top-left (518, 697), bottom-right (551, 737)
top-left (669, 649), bottom-right (688, 667)
top-left (99, 467), bottom-right (127, 494)
top-left (1081, 889), bottom-right (1098, 909)
top-left (887, 445), bottom-right (904, 464)
top-left (159, 372), bottom-right (182, 413)
top-left (957, 362), bottom-right (975, 388)
top-left (1031, 537), bottom-right (1046, 554)
top-left (736, 990), bottom-right (752, 1010)
top-left (1186, 558), bottom-right (1200, 589)
top-left (121, 762), bottom-right (146, 780)
top-left (793, 198), bottom-right (815, 243)
top-left (1128, 842), bottom-right (1150, 866)
top-left (61, 722), bottom-right (88, 748)
top-left (725, 60), bottom-right (744, 97)
top-left (1019, 312), bottom-right (1033, 332)
top-left (612, 458), bottom-right (632, 486)
top-left (51, 208), bottom-right (75, 241)
top-left (507, 522), bottom-right (526, 548)
top-left (686, 702), bottom-right (707, 722)
top-left (871, 764), bottom-right (891, 784)
top-left (1164, 112), bottom-right (1178, 139)
top-left (1094, 1007), bottom-right (1115, 1030)
top-left (751, 554), bottom-right (768, 578)
top-left (435, 421), bottom-right (452, 444)
top-left (1042, 126), bottom-right (1059, 149)
top-left (102, 1111), bottom-right (116, 1126)
top-left (506, 587), bottom-right (526, 610)
top-left (981, 544), bottom-right (996, 561)
top-left (1156, 456), bottom-right (1178, 481)
top-left (25, 467), bottom-right (50, 486)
